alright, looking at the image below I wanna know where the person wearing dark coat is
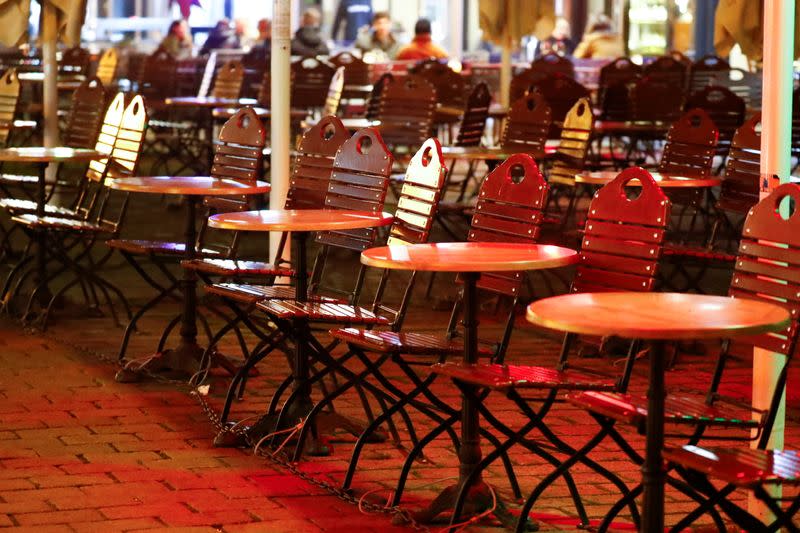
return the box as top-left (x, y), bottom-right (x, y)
top-left (200, 19), bottom-right (240, 56)
top-left (332, 0), bottom-right (372, 42)
top-left (291, 7), bottom-right (330, 57)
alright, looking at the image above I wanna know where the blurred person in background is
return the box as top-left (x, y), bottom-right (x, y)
top-left (355, 11), bottom-right (400, 59)
top-left (534, 18), bottom-right (575, 58)
top-left (251, 18), bottom-right (271, 55)
top-left (200, 19), bottom-right (240, 55)
top-left (574, 14), bottom-right (623, 59)
top-left (396, 18), bottom-right (447, 61)
top-left (159, 19), bottom-right (193, 59)
top-left (291, 7), bottom-right (330, 57)
top-left (332, 0), bottom-right (373, 42)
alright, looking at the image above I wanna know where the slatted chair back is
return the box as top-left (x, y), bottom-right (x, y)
top-left (469, 153), bottom-right (548, 296)
top-left (292, 57), bottom-right (336, 109)
top-left (210, 60), bottom-right (244, 99)
top-left (531, 52), bottom-right (574, 79)
top-left (509, 68), bottom-right (543, 103)
top-left (685, 85), bottom-right (744, 160)
top-left (377, 74), bottom-right (436, 151)
top-left (597, 57), bottom-right (641, 121)
top-left (658, 108), bottom-right (719, 178)
top-left (256, 69), bottom-right (270, 106)
top-left (549, 97), bottom-right (594, 186)
top-left (0, 68), bottom-right (20, 148)
top-left (138, 48), bottom-right (177, 101)
top-left (329, 51), bottom-right (370, 86)
top-left (501, 91), bottom-right (552, 154)
top-left (573, 167), bottom-right (671, 293)
top-left (417, 64), bottom-right (465, 108)
top-left (365, 72), bottom-right (393, 120)
top-left (316, 127), bottom-right (393, 251)
top-left (59, 46), bottom-right (90, 76)
top-left (630, 75), bottom-right (684, 123)
top-left (688, 54), bottom-right (730, 94)
top-left (174, 57), bottom-right (205, 96)
top-left (387, 138), bottom-right (447, 246)
top-left (717, 113), bottom-right (761, 214)
top-left (241, 48), bottom-right (267, 99)
top-left (529, 73), bottom-right (590, 132)
top-left (409, 58), bottom-right (448, 75)
top-left (321, 66), bottom-right (345, 117)
top-left (95, 48), bottom-right (118, 86)
top-left (642, 55), bottom-right (687, 89)
top-left (454, 82), bottom-right (491, 147)
top-left (286, 115), bottom-right (351, 210)
top-left (63, 77), bottom-right (107, 149)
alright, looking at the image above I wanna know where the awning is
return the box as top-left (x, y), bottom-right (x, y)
top-left (0, 0), bottom-right (86, 47)
top-left (478, 0), bottom-right (555, 44)
top-left (715, 0), bottom-right (800, 60)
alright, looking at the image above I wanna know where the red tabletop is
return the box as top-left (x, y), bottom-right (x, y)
top-left (575, 170), bottom-right (721, 188)
top-left (164, 96), bottom-right (258, 108)
top-left (440, 145), bottom-right (555, 161)
top-left (207, 209), bottom-right (393, 232)
top-left (0, 147), bottom-right (102, 163)
top-left (361, 242), bottom-right (578, 272)
top-left (527, 292), bottom-right (790, 340)
top-left (107, 176), bottom-right (271, 196)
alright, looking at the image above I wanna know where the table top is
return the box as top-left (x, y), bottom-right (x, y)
top-left (164, 96), bottom-right (258, 108)
top-left (212, 106), bottom-right (309, 120)
top-left (440, 145), bottom-right (550, 161)
top-left (575, 171), bottom-right (721, 188)
top-left (594, 120), bottom-right (671, 134)
top-left (208, 208), bottom-right (394, 232)
top-left (361, 242), bottom-right (578, 272)
top-left (107, 176), bottom-right (271, 196)
top-left (527, 292), bottom-right (790, 340)
top-left (0, 147), bottom-right (101, 163)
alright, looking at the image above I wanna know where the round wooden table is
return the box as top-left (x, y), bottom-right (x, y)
top-left (211, 106), bottom-right (309, 121)
top-left (208, 208), bottom-right (394, 448)
top-left (593, 120), bottom-right (671, 136)
top-left (361, 242), bottom-right (578, 524)
top-left (575, 170), bottom-right (721, 189)
top-left (526, 292), bottom-right (790, 533)
top-left (0, 147), bottom-right (101, 306)
top-left (108, 176), bottom-right (270, 381)
top-left (164, 96), bottom-right (258, 108)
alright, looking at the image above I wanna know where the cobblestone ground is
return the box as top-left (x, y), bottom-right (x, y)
top-left (1, 182), bottom-right (799, 532)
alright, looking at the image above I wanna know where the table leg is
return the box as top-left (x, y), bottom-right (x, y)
top-left (641, 340), bottom-right (666, 532)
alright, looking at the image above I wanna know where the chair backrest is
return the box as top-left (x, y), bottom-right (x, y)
top-left (365, 72), bottom-right (393, 120)
top-left (197, 51), bottom-right (218, 98)
top-left (63, 77), bottom-right (107, 149)
top-left (416, 64), bottom-right (465, 108)
top-left (685, 85), bottom-right (745, 158)
top-left (329, 51), bottom-right (370, 86)
top-left (317, 127), bottom-right (393, 250)
top-left (95, 48), bottom-right (118, 86)
top-left (454, 82), bottom-right (491, 147)
top-left (292, 57), bottom-right (336, 109)
top-left (138, 48), bottom-right (177, 100)
top-left (549, 97), bottom-right (593, 186)
top-left (211, 60), bottom-right (245, 99)
top-left (0, 68), bottom-right (20, 148)
top-left (529, 73), bottom-right (590, 131)
top-left (642, 55), bottom-right (687, 88)
top-left (321, 66), bottom-right (345, 117)
top-left (387, 138), bottom-right (447, 246)
top-left (377, 74), bottom-right (437, 150)
top-left (658, 108), bottom-right (719, 178)
top-left (689, 55), bottom-right (731, 94)
top-left (211, 107), bottom-right (265, 182)
top-left (469, 153), bottom-right (548, 295)
top-left (501, 91), bottom-right (552, 154)
top-left (597, 57), bottom-right (641, 121)
top-left (717, 112), bottom-right (761, 214)
top-left (509, 68), bottom-right (540, 103)
top-left (60, 46), bottom-right (90, 75)
top-left (85, 92), bottom-right (126, 184)
top-left (286, 115), bottom-right (351, 209)
top-left (108, 95), bottom-right (148, 178)
top-left (531, 52), bottom-right (574, 79)
top-left (256, 68), bottom-right (271, 106)
top-left (173, 57), bottom-right (206, 96)
top-left (573, 167), bottom-right (671, 293)
top-left (631, 75), bottom-right (684, 123)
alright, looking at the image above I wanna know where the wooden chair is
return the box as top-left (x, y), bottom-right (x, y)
top-left (376, 74), bottom-right (436, 156)
top-left (529, 73), bottom-right (590, 135)
top-left (708, 68), bottom-right (762, 111)
top-left (501, 91), bottom-right (552, 155)
top-left (585, 182), bottom-right (800, 533)
top-left (531, 52), bottom-right (575, 79)
top-left (59, 46), bottom-right (90, 76)
top-left (137, 48), bottom-right (177, 104)
top-left (95, 48), bottom-right (118, 87)
top-left (292, 57), bottom-right (336, 110)
top-left (684, 85), bottom-right (745, 163)
top-left (321, 66), bottom-right (344, 117)
top-left (210, 60), bottom-right (245, 100)
top-left (688, 54), bottom-right (730, 95)
top-left (329, 51), bottom-right (370, 109)
top-left (336, 154), bottom-right (553, 514)
top-left (417, 63), bottom-right (465, 109)
top-left (365, 72), bottom-right (393, 120)
top-left (597, 57), bottom-right (641, 121)
top-left (0, 68), bottom-right (20, 149)
top-left (431, 167), bottom-right (672, 530)
top-left (630, 75), bottom-right (685, 124)
top-left (658, 108), bottom-right (719, 178)
top-left (642, 55), bottom-right (687, 89)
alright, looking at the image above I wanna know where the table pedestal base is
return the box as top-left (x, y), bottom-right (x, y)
top-left (114, 341), bottom-right (205, 382)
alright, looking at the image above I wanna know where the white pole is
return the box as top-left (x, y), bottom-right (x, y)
top-left (270, 0), bottom-right (292, 260)
top-left (448, 0), bottom-right (463, 60)
top-left (41, 1), bottom-right (59, 150)
top-left (752, 0), bottom-right (794, 520)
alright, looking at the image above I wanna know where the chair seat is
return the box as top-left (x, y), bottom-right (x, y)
top-left (10, 214), bottom-right (113, 233)
top-left (205, 283), bottom-right (298, 304)
top-left (106, 239), bottom-right (224, 257)
top-left (431, 362), bottom-right (616, 391)
top-left (331, 328), bottom-right (494, 357)
top-left (662, 243), bottom-right (736, 263)
top-left (181, 258), bottom-right (294, 278)
top-left (664, 445), bottom-right (800, 488)
top-left (258, 300), bottom-right (390, 325)
top-left (0, 198), bottom-right (78, 217)
top-left (568, 391), bottom-right (760, 429)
